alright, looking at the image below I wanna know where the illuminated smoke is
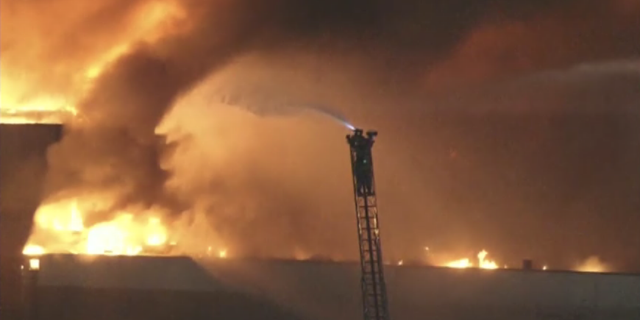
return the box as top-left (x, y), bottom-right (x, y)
top-left (575, 60), bottom-right (640, 75)
top-left (6, 0), bottom-right (640, 266)
top-left (575, 256), bottom-right (609, 273)
top-left (517, 59), bottom-right (640, 85)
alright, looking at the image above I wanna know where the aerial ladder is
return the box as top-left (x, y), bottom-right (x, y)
top-left (346, 128), bottom-right (390, 320)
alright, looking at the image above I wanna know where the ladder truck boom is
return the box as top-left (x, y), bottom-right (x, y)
top-left (346, 128), bottom-right (390, 320)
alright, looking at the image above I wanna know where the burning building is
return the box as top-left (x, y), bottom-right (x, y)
top-left (3, 0), bottom-right (640, 318)
top-left (3, 121), bottom-right (640, 320)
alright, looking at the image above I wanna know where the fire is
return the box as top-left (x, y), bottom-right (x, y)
top-left (28, 259), bottom-right (40, 271)
top-left (477, 250), bottom-right (499, 269)
top-left (575, 256), bottom-right (607, 273)
top-left (25, 198), bottom-right (171, 256)
top-left (0, 0), bottom-right (188, 124)
top-left (444, 250), bottom-right (500, 270)
top-left (0, 92), bottom-right (78, 124)
top-left (83, 1), bottom-right (189, 81)
top-left (68, 201), bottom-right (84, 232)
top-left (205, 246), bottom-right (229, 259)
top-left (23, 245), bottom-right (45, 256)
top-left (446, 258), bottom-right (472, 269)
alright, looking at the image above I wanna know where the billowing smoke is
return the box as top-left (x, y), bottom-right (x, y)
top-left (5, 0), bottom-right (640, 269)
top-left (26, 0), bottom-right (280, 224)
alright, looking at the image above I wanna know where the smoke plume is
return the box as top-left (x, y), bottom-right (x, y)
top-left (5, 0), bottom-right (640, 269)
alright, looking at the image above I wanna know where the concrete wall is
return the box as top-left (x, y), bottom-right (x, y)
top-left (29, 254), bottom-right (640, 320)
top-left (0, 124), bottom-right (62, 315)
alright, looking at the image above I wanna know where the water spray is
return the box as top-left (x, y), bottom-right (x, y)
top-left (217, 96), bottom-right (357, 130)
top-left (340, 120), bottom-right (356, 131)
top-left (301, 103), bottom-right (356, 130)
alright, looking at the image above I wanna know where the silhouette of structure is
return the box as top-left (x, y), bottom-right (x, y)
top-left (0, 124), bottom-right (62, 319)
top-left (346, 128), bottom-right (390, 320)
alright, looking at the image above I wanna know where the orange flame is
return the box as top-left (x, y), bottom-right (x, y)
top-left (446, 258), bottom-right (472, 269)
top-left (0, 0), bottom-right (188, 124)
top-left (25, 198), bottom-right (170, 256)
top-left (444, 250), bottom-right (500, 270)
top-left (23, 244), bottom-right (45, 256)
top-left (25, 197), bottom-right (230, 258)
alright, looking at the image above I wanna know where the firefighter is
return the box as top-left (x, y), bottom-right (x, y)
top-left (347, 129), bottom-right (375, 195)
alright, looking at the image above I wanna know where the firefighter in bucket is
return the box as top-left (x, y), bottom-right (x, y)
top-left (347, 129), bottom-right (377, 196)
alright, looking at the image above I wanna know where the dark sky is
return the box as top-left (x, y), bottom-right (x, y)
top-left (4, 0), bottom-right (640, 271)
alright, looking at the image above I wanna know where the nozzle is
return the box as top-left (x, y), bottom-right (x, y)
top-left (347, 128), bottom-right (378, 146)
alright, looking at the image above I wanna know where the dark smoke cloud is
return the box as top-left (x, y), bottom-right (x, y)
top-left (41, 0), bottom-right (279, 214)
top-left (14, 0), bottom-right (640, 269)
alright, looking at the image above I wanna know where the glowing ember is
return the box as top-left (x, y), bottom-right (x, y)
top-left (219, 249), bottom-right (228, 258)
